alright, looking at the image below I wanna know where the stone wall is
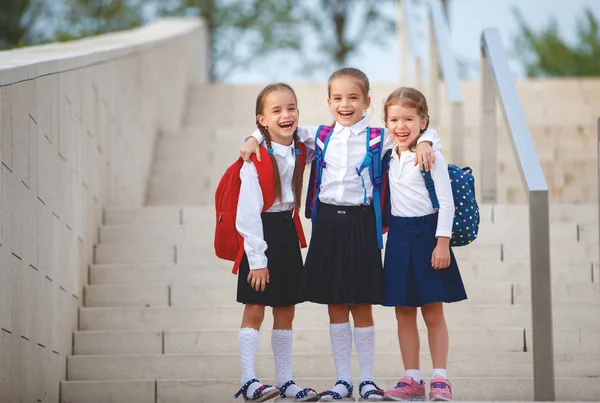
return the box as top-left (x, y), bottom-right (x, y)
top-left (0, 18), bottom-right (207, 402)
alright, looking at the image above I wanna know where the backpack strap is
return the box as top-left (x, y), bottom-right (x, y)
top-left (306, 125), bottom-right (334, 221)
top-left (355, 127), bottom-right (385, 248)
top-left (380, 149), bottom-right (393, 233)
top-left (293, 142), bottom-right (308, 248)
top-left (421, 170), bottom-right (440, 210)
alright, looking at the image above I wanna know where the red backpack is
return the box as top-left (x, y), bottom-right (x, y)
top-left (214, 143), bottom-right (308, 274)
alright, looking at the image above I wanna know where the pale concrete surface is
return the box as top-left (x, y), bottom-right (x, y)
top-left (63, 204), bottom-right (600, 402)
top-left (24, 30), bottom-right (596, 403)
top-left (147, 80), bottom-right (600, 205)
top-left (0, 18), bottom-right (207, 402)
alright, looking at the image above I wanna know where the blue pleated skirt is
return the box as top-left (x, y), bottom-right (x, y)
top-left (383, 213), bottom-right (467, 307)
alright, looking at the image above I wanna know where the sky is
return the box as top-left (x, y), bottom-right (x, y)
top-left (226, 0), bottom-right (600, 83)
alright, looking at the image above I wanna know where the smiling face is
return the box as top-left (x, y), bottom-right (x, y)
top-left (256, 88), bottom-right (299, 146)
top-left (327, 76), bottom-right (371, 127)
top-left (385, 104), bottom-right (428, 152)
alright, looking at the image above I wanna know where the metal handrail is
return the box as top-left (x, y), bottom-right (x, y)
top-left (397, 0), bottom-right (465, 166)
top-left (480, 28), bottom-right (555, 401)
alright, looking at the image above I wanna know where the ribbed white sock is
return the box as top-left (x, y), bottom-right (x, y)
top-left (327, 322), bottom-right (353, 398)
top-left (432, 368), bottom-right (447, 379)
top-left (238, 328), bottom-right (276, 398)
top-left (271, 329), bottom-right (301, 397)
top-left (406, 369), bottom-right (422, 383)
top-left (354, 326), bottom-right (378, 397)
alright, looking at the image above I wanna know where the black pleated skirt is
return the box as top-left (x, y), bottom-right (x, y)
top-left (301, 202), bottom-right (384, 304)
top-left (237, 210), bottom-right (304, 307)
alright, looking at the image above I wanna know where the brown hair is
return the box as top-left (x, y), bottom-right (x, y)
top-left (327, 67), bottom-right (370, 99)
top-left (383, 87), bottom-right (430, 150)
top-left (255, 83), bottom-right (304, 210)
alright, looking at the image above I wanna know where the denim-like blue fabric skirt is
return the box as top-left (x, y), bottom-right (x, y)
top-left (383, 213), bottom-right (467, 307)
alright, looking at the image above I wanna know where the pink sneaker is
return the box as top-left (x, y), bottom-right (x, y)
top-left (429, 376), bottom-right (452, 401)
top-left (384, 376), bottom-right (426, 401)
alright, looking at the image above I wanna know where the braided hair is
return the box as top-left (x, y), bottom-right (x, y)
top-left (255, 83), bottom-right (304, 210)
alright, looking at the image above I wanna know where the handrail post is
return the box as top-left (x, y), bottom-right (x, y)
top-left (397, 0), bottom-right (408, 84)
top-left (481, 28), bottom-right (555, 401)
top-left (429, 21), bottom-right (439, 125)
top-left (529, 189), bottom-right (555, 402)
top-left (597, 117), bottom-right (600, 263)
top-left (481, 51), bottom-right (497, 202)
top-left (451, 102), bottom-right (464, 166)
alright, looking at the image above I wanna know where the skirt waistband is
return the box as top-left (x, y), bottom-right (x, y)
top-left (261, 210), bottom-right (293, 219)
top-left (388, 213), bottom-right (438, 226)
top-left (318, 202), bottom-right (373, 216)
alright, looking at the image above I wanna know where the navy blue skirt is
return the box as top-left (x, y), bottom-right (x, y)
top-left (237, 210), bottom-right (304, 307)
top-left (301, 202), bottom-right (384, 305)
top-left (383, 213), bottom-right (467, 307)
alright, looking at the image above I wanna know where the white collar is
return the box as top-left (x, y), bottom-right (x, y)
top-left (268, 141), bottom-right (294, 157)
top-left (333, 117), bottom-right (369, 136)
top-left (392, 146), bottom-right (414, 160)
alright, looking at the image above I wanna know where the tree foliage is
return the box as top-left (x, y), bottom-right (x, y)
top-left (0, 0), bottom-right (47, 49)
top-left (297, 0), bottom-right (395, 72)
top-left (159, 0), bottom-right (303, 82)
top-left (54, 0), bottom-right (147, 41)
top-left (512, 7), bottom-right (600, 77)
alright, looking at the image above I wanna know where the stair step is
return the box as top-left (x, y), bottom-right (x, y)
top-left (66, 352), bottom-right (600, 381)
top-left (73, 327), bottom-right (600, 356)
top-left (94, 243), bottom-right (598, 265)
top-left (78, 304), bottom-right (600, 331)
top-left (85, 285), bottom-right (169, 307)
top-left (60, 377), bottom-right (600, 402)
top-left (104, 207), bottom-right (213, 226)
top-left (82, 282), bottom-right (600, 307)
top-left (97, 221), bottom-right (594, 245)
top-left (89, 262), bottom-right (600, 285)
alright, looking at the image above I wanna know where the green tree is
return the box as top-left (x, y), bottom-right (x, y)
top-left (0, 0), bottom-right (47, 49)
top-left (512, 7), bottom-right (600, 77)
top-left (298, 0), bottom-right (395, 72)
top-left (54, 0), bottom-right (147, 41)
top-left (159, 0), bottom-right (303, 82)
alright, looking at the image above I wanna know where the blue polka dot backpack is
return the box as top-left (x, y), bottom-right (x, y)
top-left (422, 165), bottom-right (480, 246)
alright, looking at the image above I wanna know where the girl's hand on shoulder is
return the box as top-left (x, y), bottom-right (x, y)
top-left (247, 268), bottom-right (270, 291)
top-left (432, 237), bottom-right (451, 270)
top-left (414, 141), bottom-right (435, 171)
top-left (241, 138), bottom-right (261, 162)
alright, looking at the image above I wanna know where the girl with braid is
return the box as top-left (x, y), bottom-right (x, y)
top-left (241, 69), bottom-right (441, 402)
top-left (234, 83), bottom-right (318, 402)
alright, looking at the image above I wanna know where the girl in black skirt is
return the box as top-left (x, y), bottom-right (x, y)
top-left (380, 87), bottom-right (467, 402)
top-left (242, 69), bottom-right (439, 401)
top-left (234, 83), bottom-right (318, 402)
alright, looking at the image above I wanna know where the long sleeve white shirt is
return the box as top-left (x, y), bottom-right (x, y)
top-left (248, 118), bottom-right (441, 206)
top-left (389, 148), bottom-right (455, 238)
top-left (235, 142), bottom-right (296, 270)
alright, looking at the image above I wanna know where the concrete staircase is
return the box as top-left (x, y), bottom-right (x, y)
top-left (61, 81), bottom-right (600, 402)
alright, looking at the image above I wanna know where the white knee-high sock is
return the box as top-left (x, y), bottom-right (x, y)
top-left (271, 329), bottom-right (301, 397)
top-left (239, 328), bottom-right (276, 398)
top-left (354, 325), bottom-right (376, 395)
top-left (329, 322), bottom-right (353, 397)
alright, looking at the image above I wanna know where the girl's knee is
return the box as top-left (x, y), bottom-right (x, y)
top-left (395, 306), bottom-right (417, 325)
top-left (273, 305), bottom-right (295, 328)
top-left (421, 303), bottom-right (445, 328)
top-left (242, 304), bottom-right (265, 328)
top-left (328, 304), bottom-right (350, 323)
top-left (350, 304), bottom-right (374, 326)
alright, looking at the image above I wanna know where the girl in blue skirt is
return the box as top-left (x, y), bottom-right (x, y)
top-left (380, 87), bottom-right (467, 402)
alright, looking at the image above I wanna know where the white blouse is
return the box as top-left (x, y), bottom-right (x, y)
top-left (235, 141), bottom-right (297, 270)
top-left (389, 148), bottom-right (454, 238)
top-left (248, 117), bottom-right (441, 206)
